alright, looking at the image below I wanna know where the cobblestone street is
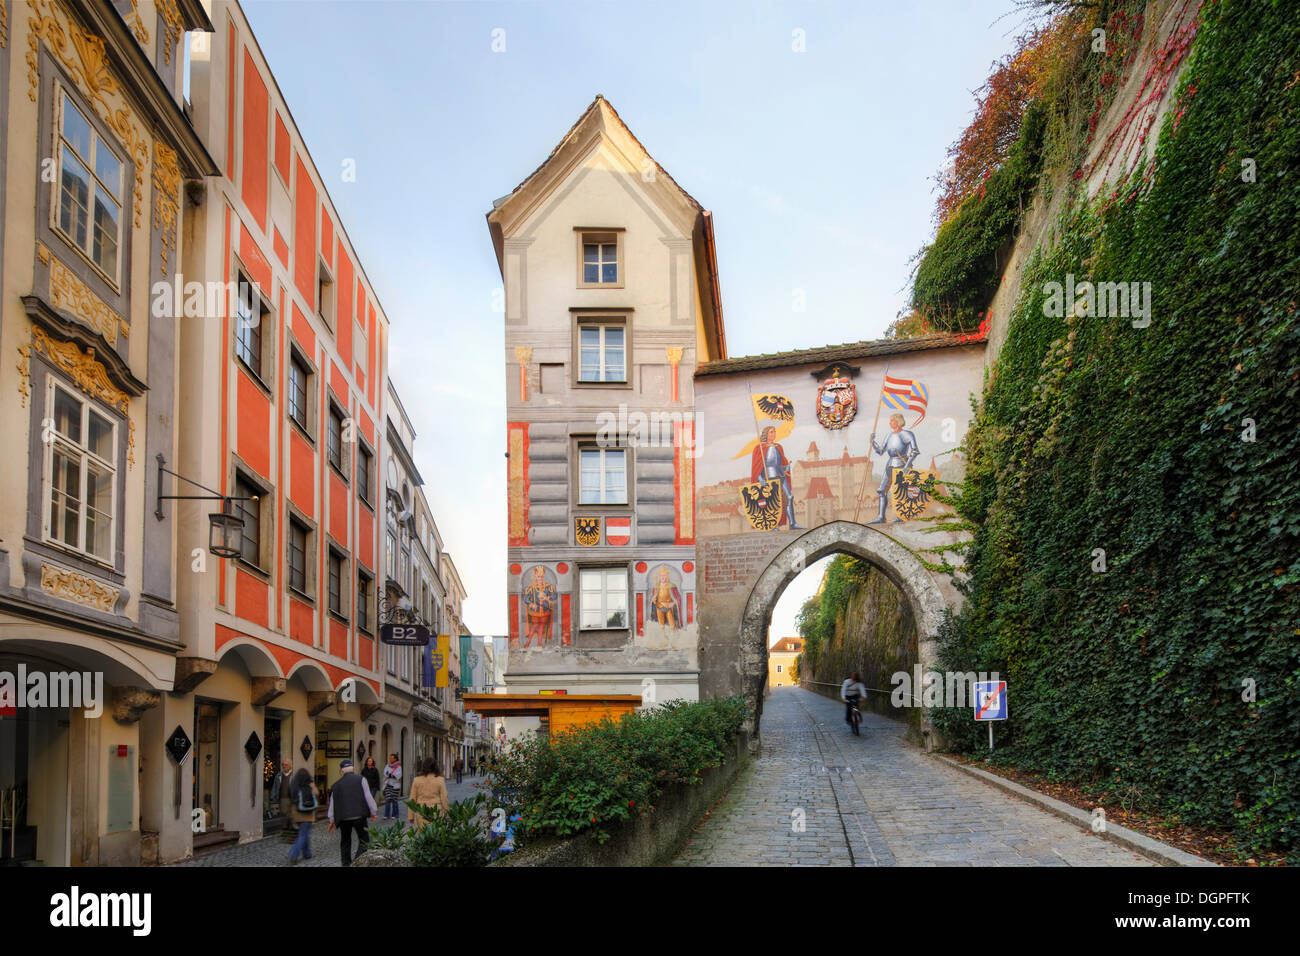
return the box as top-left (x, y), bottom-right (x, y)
top-left (672, 686), bottom-right (1153, 867)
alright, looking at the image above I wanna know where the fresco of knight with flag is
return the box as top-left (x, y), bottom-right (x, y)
top-left (858, 370), bottom-right (938, 525)
top-left (735, 388), bottom-right (802, 531)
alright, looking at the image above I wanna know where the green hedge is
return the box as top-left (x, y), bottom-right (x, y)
top-left (488, 697), bottom-right (746, 845)
top-left (937, 0), bottom-right (1300, 862)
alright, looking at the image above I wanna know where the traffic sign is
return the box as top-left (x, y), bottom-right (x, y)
top-left (973, 681), bottom-right (1007, 721)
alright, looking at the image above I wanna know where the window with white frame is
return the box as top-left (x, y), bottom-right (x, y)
top-left (579, 568), bottom-right (628, 630)
top-left (55, 91), bottom-right (123, 282)
top-left (578, 446), bottom-right (626, 504)
top-left (776, 664), bottom-right (783, 673)
top-left (45, 383), bottom-right (116, 562)
top-left (578, 233), bottom-right (620, 287)
top-left (577, 323), bottom-right (626, 383)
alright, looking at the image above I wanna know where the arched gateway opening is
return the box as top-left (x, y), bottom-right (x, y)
top-left (736, 521), bottom-right (948, 750)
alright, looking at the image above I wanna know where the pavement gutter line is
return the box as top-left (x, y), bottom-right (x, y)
top-left (932, 755), bottom-right (1218, 868)
top-left (791, 692), bottom-right (858, 866)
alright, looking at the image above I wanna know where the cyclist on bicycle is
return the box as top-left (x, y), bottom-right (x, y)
top-left (841, 671), bottom-right (867, 726)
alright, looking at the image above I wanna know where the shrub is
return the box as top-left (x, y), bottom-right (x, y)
top-left (487, 697), bottom-right (746, 845)
top-left (402, 793), bottom-right (502, 867)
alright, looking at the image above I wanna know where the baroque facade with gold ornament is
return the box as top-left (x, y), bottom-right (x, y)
top-left (0, 0), bottom-right (217, 867)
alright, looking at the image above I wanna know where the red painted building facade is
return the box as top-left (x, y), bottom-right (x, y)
top-left (164, 1), bottom-right (390, 859)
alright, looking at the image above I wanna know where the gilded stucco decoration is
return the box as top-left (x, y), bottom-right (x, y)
top-left (152, 139), bottom-right (180, 274)
top-left (124, 1), bottom-right (150, 45)
top-left (27, 0), bottom-right (149, 228)
top-left (49, 256), bottom-right (130, 346)
top-left (16, 344), bottom-right (31, 409)
top-left (40, 562), bottom-right (118, 614)
top-left (27, 326), bottom-right (136, 466)
top-left (1, 1), bottom-right (9, 49)
top-left (156, 0), bottom-right (182, 66)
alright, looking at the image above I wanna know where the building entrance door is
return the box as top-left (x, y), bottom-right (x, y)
top-left (314, 720), bottom-right (353, 800)
top-left (263, 709), bottom-right (293, 826)
top-left (193, 700), bottom-right (222, 831)
top-left (0, 705), bottom-right (69, 866)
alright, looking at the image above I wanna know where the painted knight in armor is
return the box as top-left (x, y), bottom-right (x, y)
top-left (868, 413), bottom-right (919, 524)
top-left (750, 425), bottom-right (802, 529)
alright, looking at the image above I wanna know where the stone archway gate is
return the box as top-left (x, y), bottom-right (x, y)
top-left (692, 336), bottom-right (989, 746)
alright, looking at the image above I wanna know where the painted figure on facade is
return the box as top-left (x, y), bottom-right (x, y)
top-left (522, 566), bottom-right (556, 647)
top-left (749, 425), bottom-right (802, 530)
top-left (649, 564), bottom-right (682, 630)
top-left (868, 413), bottom-right (919, 524)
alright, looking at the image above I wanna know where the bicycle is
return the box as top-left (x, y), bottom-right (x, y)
top-left (845, 695), bottom-right (862, 736)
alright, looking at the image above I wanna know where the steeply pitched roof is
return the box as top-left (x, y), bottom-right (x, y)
top-left (493, 95), bottom-right (703, 217)
top-left (486, 95), bottom-right (726, 360)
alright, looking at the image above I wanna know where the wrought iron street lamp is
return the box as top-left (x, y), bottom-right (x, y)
top-left (155, 454), bottom-right (258, 559)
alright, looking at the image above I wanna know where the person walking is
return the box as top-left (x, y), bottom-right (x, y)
top-left (381, 753), bottom-right (402, 819)
top-left (361, 756), bottom-right (380, 799)
top-left (286, 761), bottom-right (317, 864)
top-left (453, 755), bottom-right (463, 785)
top-left (327, 759), bottom-right (377, 866)
top-left (406, 758), bottom-right (449, 831)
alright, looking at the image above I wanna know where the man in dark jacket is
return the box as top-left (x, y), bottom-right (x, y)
top-left (327, 759), bottom-right (377, 866)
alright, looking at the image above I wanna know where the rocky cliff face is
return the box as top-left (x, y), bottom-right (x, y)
top-left (807, 565), bottom-right (918, 730)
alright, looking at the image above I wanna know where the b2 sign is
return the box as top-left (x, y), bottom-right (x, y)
top-left (381, 623), bottom-right (431, 646)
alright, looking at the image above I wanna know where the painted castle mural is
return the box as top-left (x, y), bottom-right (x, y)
top-left (695, 346), bottom-right (987, 545)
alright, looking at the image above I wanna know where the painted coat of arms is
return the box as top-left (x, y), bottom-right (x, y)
top-left (575, 517), bottom-right (601, 546)
top-left (815, 366), bottom-right (858, 430)
top-left (890, 468), bottom-right (939, 521)
top-left (740, 478), bottom-right (786, 531)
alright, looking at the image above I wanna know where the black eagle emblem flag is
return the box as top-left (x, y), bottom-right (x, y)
top-left (891, 468), bottom-right (938, 521)
top-left (754, 394), bottom-right (795, 421)
top-left (740, 478), bottom-right (786, 531)
top-left (575, 517), bottom-right (601, 546)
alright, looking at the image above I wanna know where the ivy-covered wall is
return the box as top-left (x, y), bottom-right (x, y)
top-left (934, 0), bottom-right (1299, 862)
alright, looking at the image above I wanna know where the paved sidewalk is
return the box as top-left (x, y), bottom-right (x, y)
top-left (672, 686), bottom-right (1153, 867)
top-left (171, 774), bottom-right (492, 867)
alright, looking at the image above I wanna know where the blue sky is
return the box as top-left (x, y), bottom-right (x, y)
top-left (241, 0), bottom-right (1022, 635)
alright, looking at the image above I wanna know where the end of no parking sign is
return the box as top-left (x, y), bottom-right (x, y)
top-left (974, 681), bottom-right (1007, 720)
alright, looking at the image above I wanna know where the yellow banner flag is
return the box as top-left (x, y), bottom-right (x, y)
top-left (733, 393), bottom-right (795, 460)
top-left (435, 634), bottom-right (450, 688)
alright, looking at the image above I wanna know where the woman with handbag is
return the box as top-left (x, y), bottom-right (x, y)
top-left (287, 764), bottom-right (318, 864)
top-left (381, 754), bottom-right (402, 819)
